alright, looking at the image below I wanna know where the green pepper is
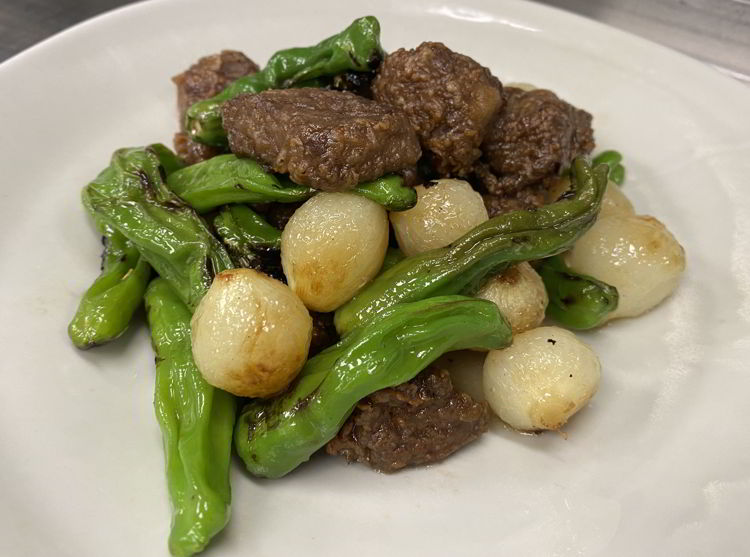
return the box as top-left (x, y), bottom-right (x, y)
top-left (380, 247), bottom-right (405, 273)
top-left (167, 155), bottom-right (415, 213)
top-left (536, 254), bottom-right (619, 329)
top-left (592, 150), bottom-right (625, 185)
top-left (166, 154), bottom-right (316, 212)
top-left (334, 158), bottom-right (609, 335)
top-left (145, 278), bottom-right (236, 557)
top-left (235, 295), bottom-right (510, 479)
top-left (352, 175), bottom-right (417, 211)
top-left (213, 204), bottom-right (282, 268)
top-left (214, 204), bottom-right (281, 252)
top-left (83, 145), bottom-right (233, 310)
top-left (68, 145), bottom-right (185, 349)
top-left (185, 16), bottom-right (384, 146)
top-left (67, 219), bottom-right (150, 349)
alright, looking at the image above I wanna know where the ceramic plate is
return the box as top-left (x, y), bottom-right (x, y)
top-left (1, 0), bottom-right (749, 555)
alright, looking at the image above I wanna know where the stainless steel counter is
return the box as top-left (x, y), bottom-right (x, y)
top-left (1, 0), bottom-right (748, 82)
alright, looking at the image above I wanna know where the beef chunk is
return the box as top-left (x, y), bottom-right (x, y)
top-left (172, 50), bottom-right (259, 165)
top-left (474, 161), bottom-right (548, 217)
top-left (482, 188), bottom-right (546, 218)
top-left (372, 42), bottom-right (503, 178)
top-left (172, 50), bottom-right (260, 122)
top-left (326, 366), bottom-right (489, 472)
top-left (173, 132), bottom-right (222, 165)
top-left (480, 87), bottom-right (594, 195)
top-left (221, 88), bottom-right (421, 191)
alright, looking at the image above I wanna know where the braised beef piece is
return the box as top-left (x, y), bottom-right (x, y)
top-left (172, 50), bottom-right (260, 164)
top-left (479, 87), bottom-right (594, 195)
top-left (475, 161), bottom-right (549, 217)
top-left (482, 188), bottom-right (546, 217)
top-left (173, 132), bottom-right (222, 166)
top-left (372, 42), bottom-right (503, 178)
top-left (172, 50), bottom-right (259, 120)
top-left (221, 88), bottom-right (421, 191)
top-left (309, 312), bottom-right (339, 356)
top-left (326, 366), bottom-right (489, 473)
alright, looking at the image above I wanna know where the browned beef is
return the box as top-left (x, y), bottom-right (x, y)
top-left (480, 87), bottom-right (594, 195)
top-left (172, 50), bottom-right (259, 165)
top-left (372, 42), bottom-right (503, 178)
top-left (221, 88), bottom-right (421, 191)
top-left (173, 132), bottom-right (222, 165)
top-left (172, 50), bottom-right (260, 121)
top-left (326, 366), bottom-right (489, 473)
top-left (482, 189), bottom-right (546, 217)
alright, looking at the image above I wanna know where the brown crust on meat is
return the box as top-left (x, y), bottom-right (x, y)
top-left (172, 50), bottom-right (260, 125)
top-left (172, 50), bottom-right (259, 165)
top-left (373, 42), bottom-right (503, 177)
top-left (173, 132), bottom-right (222, 166)
top-left (480, 87), bottom-right (594, 194)
top-left (326, 367), bottom-right (489, 472)
top-left (221, 88), bottom-right (421, 191)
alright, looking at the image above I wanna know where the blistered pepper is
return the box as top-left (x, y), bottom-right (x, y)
top-left (536, 254), bottom-right (619, 329)
top-left (235, 295), bottom-right (511, 479)
top-left (145, 278), bottom-right (236, 557)
top-left (334, 158), bottom-right (609, 335)
top-left (185, 16), bottom-right (384, 146)
top-left (82, 145), bottom-right (232, 310)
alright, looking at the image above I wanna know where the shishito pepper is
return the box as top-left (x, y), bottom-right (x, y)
top-left (67, 218), bottom-right (151, 349)
top-left (145, 278), bottom-right (236, 557)
top-left (334, 158), bottom-right (609, 335)
top-left (82, 144), bottom-right (232, 310)
top-left (592, 149), bottom-right (625, 185)
top-left (213, 204), bottom-right (282, 252)
top-left (536, 254), bottom-right (619, 329)
top-left (167, 153), bottom-right (415, 213)
top-left (167, 155), bottom-right (315, 212)
top-left (352, 174), bottom-right (416, 211)
top-left (185, 16), bottom-right (385, 146)
top-left (234, 295), bottom-right (511, 479)
top-left (67, 144), bottom-right (184, 348)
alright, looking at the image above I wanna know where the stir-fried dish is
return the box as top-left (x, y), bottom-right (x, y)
top-left (67, 16), bottom-right (686, 556)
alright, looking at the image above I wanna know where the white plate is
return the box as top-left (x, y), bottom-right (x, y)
top-left (2, 0), bottom-right (749, 555)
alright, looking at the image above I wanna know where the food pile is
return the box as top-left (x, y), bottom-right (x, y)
top-left (67, 16), bottom-right (686, 556)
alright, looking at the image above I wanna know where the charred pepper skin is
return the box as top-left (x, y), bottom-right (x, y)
top-left (67, 146), bottom-right (183, 349)
top-left (537, 254), bottom-right (619, 329)
top-left (234, 295), bottom-right (511, 479)
top-left (68, 219), bottom-right (151, 349)
top-left (145, 278), bottom-right (237, 557)
top-left (334, 158), bottom-right (609, 335)
top-left (185, 16), bottom-right (385, 146)
top-left (214, 204), bottom-right (282, 252)
top-left (167, 153), bottom-right (415, 213)
top-left (82, 144), bottom-right (233, 311)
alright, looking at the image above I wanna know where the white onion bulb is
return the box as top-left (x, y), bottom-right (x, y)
top-left (191, 268), bottom-right (312, 398)
top-left (281, 192), bottom-right (388, 312)
top-left (390, 179), bottom-right (488, 256)
top-left (483, 326), bottom-right (600, 431)
top-left (565, 214), bottom-right (685, 320)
